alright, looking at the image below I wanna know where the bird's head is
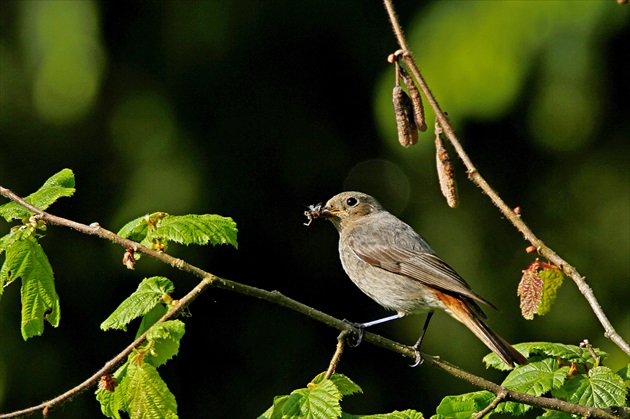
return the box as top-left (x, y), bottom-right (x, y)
top-left (305, 191), bottom-right (382, 232)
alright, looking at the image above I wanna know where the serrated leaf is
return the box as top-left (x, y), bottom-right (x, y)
top-left (0, 169), bottom-right (75, 222)
top-left (484, 342), bottom-right (607, 371)
top-left (123, 360), bottom-right (178, 419)
top-left (149, 214), bottom-right (238, 248)
top-left (497, 358), bottom-right (569, 415)
top-left (434, 391), bottom-right (495, 419)
top-left (0, 236), bottom-right (60, 339)
top-left (144, 320), bottom-right (185, 367)
top-left (101, 277), bottom-right (174, 331)
top-left (537, 268), bottom-right (563, 316)
top-left (562, 366), bottom-right (626, 408)
top-left (283, 379), bottom-right (342, 419)
top-left (117, 213), bottom-right (166, 243)
top-left (311, 372), bottom-right (363, 397)
top-left (518, 266), bottom-right (543, 320)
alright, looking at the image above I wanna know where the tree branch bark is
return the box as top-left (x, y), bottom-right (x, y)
top-left (381, 0), bottom-right (630, 357)
top-left (0, 186), bottom-right (619, 419)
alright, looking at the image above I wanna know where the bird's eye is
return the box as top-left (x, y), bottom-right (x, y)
top-left (346, 197), bottom-right (358, 207)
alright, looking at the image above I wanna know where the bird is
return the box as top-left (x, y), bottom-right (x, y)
top-left (307, 191), bottom-right (527, 367)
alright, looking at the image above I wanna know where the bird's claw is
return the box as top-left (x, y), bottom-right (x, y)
top-left (342, 319), bottom-right (365, 347)
top-left (409, 345), bottom-right (424, 367)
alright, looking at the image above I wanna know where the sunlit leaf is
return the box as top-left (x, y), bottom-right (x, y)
top-left (434, 391), bottom-right (495, 418)
top-left (0, 236), bottom-right (60, 339)
top-left (122, 360), bottom-right (178, 419)
top-left (0, 169), bottom-right (75, 221)
top-left (537, 268), bottom-right (564, 316)
top-left (144, 320), bottom-right (185, 367)
top-left (101, 276), bottom-right (174, 331)
top-left (283, 379), bottom-right (341, 419)
top-left (518, 264), bottom-right (543, 320)
top-left (562, 366), bottom-right (626, 408)
top-left (149, 214), bottom-right (238, 248)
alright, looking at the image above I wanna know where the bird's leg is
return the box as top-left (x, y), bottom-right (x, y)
top-left (410, 312), bottom-right (434, 367)
top-left (342, 313), bottom-right (404, 347)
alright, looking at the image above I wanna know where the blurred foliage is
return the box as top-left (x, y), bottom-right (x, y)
top-left (0, 1), bottom-right (628, 417)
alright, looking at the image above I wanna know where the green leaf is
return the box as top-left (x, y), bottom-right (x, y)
top-left (311, 372), bottom-right (363, 397)
top-left (144, 320), bottom-right (185, 367)
top-left (0, 169), bottom-right (75, 221)
top-left (149, 214), bottom-right (238, 248)
top-left (0, 226), bottom-right (36, 256)
top-left (122, 360), bottom-right (178, 419)
top-left (283, 379), bottom-right (342, 419)
top-left (484, 342), bottom-right (607, 371)
top-left (617, 364), bottom-right (630, 387)
top-left (117, 212), bottom-right (166, 243)
top-left (434, 391), bottom-right (495, 419)
top-left (496, 358), bottom-right (569, 415)
top-left (101, 276), bottom-right (174, 331)
top-left (357, 410), bottom-right (424, 419)
top-left (135, 304), bottom-right (168, 339)
top-left (537, 268), bottom-right (563, 316)
top-left (258, 395), bottom-right (290, 419)
top-left (561, 366), bottom-right (626, 408)
top-left (0, 236), bottom-right (60, 339)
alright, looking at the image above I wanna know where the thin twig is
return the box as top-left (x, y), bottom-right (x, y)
top-left (474, 389), bottom-right (507, 419)
top-left (325, 331), bottom-right (349, 379)
top-left (381, 0), bottom-right (629, 357)
top-left (0, 187), bottom-right (618, 419)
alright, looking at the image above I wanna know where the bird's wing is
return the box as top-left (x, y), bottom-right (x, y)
top-left (347, 229), bottom-right (496, 312)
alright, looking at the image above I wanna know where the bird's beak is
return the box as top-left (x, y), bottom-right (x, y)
top-left (320, 206), bottom-right (343, 218)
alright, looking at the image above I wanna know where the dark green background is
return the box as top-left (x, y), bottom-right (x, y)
top-left (1, 1), bottom-right (628, 417)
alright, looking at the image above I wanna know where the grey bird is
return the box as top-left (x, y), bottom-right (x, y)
top-left (308, 191), bottom-right (527, 367)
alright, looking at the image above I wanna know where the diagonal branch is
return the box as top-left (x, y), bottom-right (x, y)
top-left (0, 187), bottom-right (619, 419)
top-left (382, 0), bottom-right (629, 357)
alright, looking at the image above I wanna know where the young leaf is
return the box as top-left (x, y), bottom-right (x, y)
top-left (144, 320), bottom-right (186, 367)
top-left (0, 236), bottom-right (60, 339)
top-left (149, 214), bottom-right (238, 248)
top-left (282, 379), bottom-right (342, 419)
top-left (537, 268), bottom-right (563, 316)
top-left (561, 366), bottom-right (626, 408)
top-left (518, 264), bottom-right (543, 320)
top-left (0, 168), bottom-right (75, 222)
top-left (122, 360), bottom-right (178, 419)
top-left (117, 212), bottom-right (167, 243)
top-left (434, 391), bottom-right (495, 419)
top-left (101, 276), bottom-right (174, 331)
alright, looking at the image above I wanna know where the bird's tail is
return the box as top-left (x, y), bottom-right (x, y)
top-left (440, 293), bottom-right (528, 367)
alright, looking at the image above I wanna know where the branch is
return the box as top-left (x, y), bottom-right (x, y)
top-left (0, 188), bottom-right (618, 419)
top-left (382, 0), bottom-right (630, 357)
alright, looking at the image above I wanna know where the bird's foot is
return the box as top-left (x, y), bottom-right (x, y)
top-left (409, 344), bottom-right (424, 367)
top-left (342, 319), bottom-right (365, 347)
